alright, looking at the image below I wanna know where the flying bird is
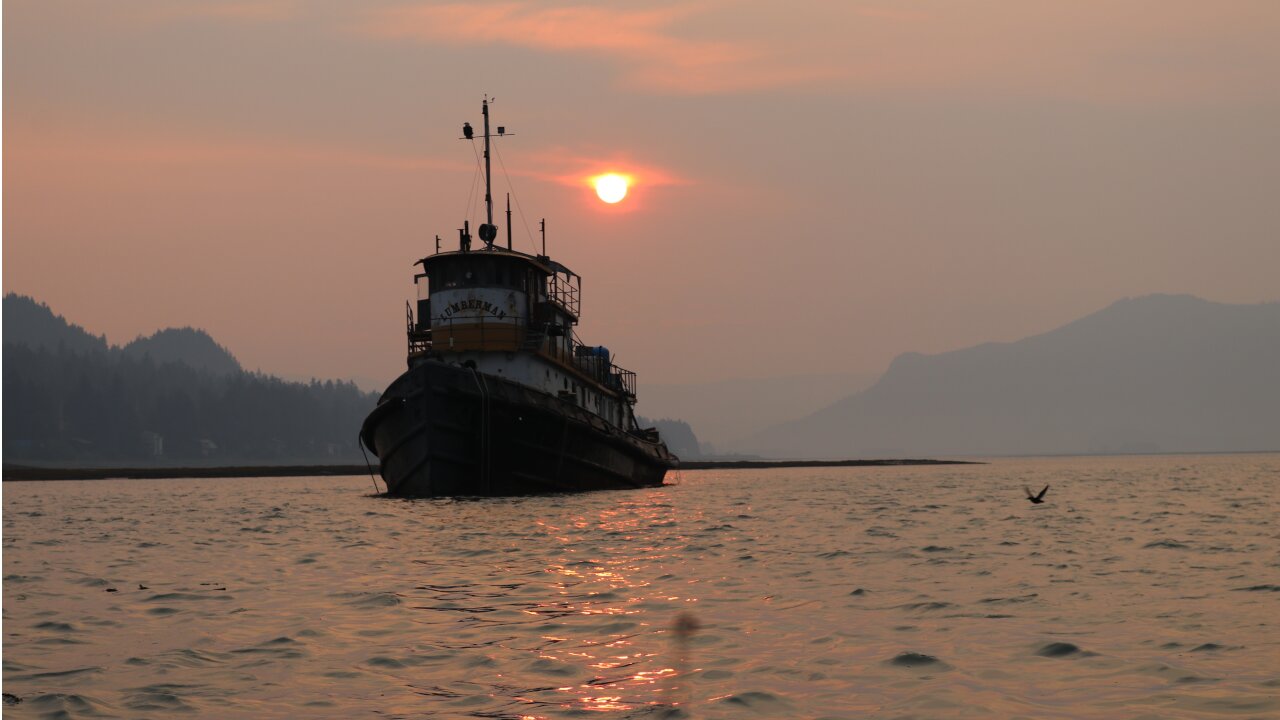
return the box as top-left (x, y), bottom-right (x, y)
top-left (1025, 485), bottom-right (1050, 504)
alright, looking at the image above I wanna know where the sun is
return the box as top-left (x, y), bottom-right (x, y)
top-left (594, 174), bottom-right (629, 204)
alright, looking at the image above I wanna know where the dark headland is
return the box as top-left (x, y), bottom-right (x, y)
top-left (2, 459), bottom-right (977, 481)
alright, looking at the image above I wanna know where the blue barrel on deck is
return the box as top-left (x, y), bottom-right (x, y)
top-left (586, 346), bottom-right (610, 363)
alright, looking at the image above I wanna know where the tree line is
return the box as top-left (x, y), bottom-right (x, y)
top-left (3, 341), bottom-right (379, 466)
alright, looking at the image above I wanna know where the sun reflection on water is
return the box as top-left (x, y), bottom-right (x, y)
top-left (520, 495), bottom-right (703, 714)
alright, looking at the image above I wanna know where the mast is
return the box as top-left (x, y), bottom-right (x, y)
top-left (462, 97), bottom-right (505, 248)
top-left (482, 97), bottom-right (493, 227)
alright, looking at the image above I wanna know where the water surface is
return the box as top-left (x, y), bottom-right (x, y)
top-left (4, 454), bottom-right (1278, 718)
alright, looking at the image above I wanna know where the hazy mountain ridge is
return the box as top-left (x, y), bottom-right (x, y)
top-left (3, 294), bottom-right (378, 466)
top-left (639, 372), bottom-right (877, 450)
top-left (635, 416), bottom-right (702, 459)
top-left (5, 294), bottom-right (241, 375)
top-left (750, 295), bottom-right (1280, 458)
top-left (3, 293), bottom-right (109, 355)
top-left (121, 328), bottom-right (242, 376)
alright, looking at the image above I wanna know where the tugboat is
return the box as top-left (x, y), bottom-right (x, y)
top-left (359, 99), bottom-right (678, 496)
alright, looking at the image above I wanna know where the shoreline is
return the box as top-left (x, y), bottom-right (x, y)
top-left (2, 459), bottom-right (979, 481)
top-left (2, 465), bottom-right (378, 481)
top-left (677, 459), bottom-right (981, 469)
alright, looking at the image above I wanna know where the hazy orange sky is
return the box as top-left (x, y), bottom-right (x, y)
top-left (5, 0), bottom-right (1279, 390)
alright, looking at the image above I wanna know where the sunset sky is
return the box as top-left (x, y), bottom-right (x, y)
top-left (5, 1), bottom-right (1279, 393)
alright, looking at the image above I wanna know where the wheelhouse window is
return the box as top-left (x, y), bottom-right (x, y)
top-left (427, 257), bottom-right (528, 291)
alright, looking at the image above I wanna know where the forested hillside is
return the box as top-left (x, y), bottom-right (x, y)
top-left (121, 327), bottom-right (242, 376)
top-left (3, 294), bottom-right (378, 466)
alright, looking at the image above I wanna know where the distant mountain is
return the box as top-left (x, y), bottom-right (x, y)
top-left (3, 293), bottom-right (108, 355)
top-left (748, 295), bottom-right (1280, 458)
top-left (122, 328), bottom-right (241, 376)
top-left (636, 416), bottom-right (702, 459)
top-left (4, 294), bottom-right (242, 375)
top-left (638, 372), bottom-right (877, 450)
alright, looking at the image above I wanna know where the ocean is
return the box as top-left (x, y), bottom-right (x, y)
top-left (3, 454), bottom-right (1278, 719)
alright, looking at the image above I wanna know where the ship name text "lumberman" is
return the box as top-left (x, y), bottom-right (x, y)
top-left (441, 299), bottom-right (508, 320)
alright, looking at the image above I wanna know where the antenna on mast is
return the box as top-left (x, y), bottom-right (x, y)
top-left (505, 194), bottom-right (513, 251)
top-left (540, 218), bottom-right (546, 258)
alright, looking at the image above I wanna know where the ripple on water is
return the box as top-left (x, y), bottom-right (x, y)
top-left (230, 636), bottom-right (305, 660)
top-left (5, 666), bottom-right (103, 683)
top-left (979, 593), bottom-right (1038, 605)
top-left (1143, 539), bottom-right (1190, 549)
top-left (332, 591), bottom-right (401, 608)
top-left (1232, 584), bottom-right (1280, 592)
top-left (1175, 674), bottom-right (1219, 684)
top-left (365, 655), bottom-right (417, 669)
top-left (523, 657), bottom-right (579, 678)
top-left (121, 688), bottom-right (195, 713)
top-left (33, 637), bottom-right (87, 647)
top-left (888, 652), bottom-right (951, 670)
top-left (896, 601), bottom-right (955, 612)
top-left (144, 592), bottom-right (231, 602)
top-left (1185, 695), bottom-right (1280, 714)
top-left (70, 577), bottom-right (110, 588)
top-left (1036, 642), bottom-right (1091, 658)
top-left (23, 693), bottom-right (114, 718)
top-left (718, 690), bottom-right (792, 710)
top-left (4, 574), bottom-right (43, 583)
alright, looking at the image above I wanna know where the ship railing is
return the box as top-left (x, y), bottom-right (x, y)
top-left (546, 270), bottom-right (581, 317)
top-left (609, 365), bottom-right (637, 400)
top-left (565, 330), bottom-right (638, 401)
top-left (407, 301), bottom-right (432, 356)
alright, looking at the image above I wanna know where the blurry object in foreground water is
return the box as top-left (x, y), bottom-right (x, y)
top-left (670, 611), bottom-right (702, 711)
top-left (674, 612), bottom-right (701, 640)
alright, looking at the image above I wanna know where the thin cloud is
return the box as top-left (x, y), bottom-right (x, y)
top-left (6, 123), bottom-right (466, 175)
top-left (363, 2), bottom-right (835, 94)
top-left (125, 0), bottom-right (303, 26)
top-left (185, 1), bottom-right (301, 22)
top-left (510, 146), bottom-right (690, 189)
top-left (853, 5), bottom-right (931, 23)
